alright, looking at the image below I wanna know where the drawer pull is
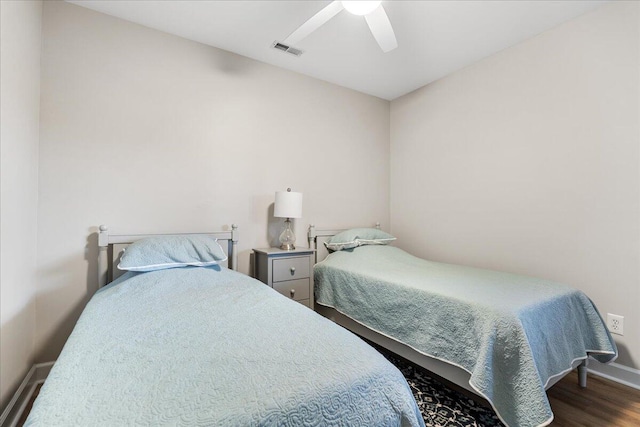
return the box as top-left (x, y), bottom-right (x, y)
top-left (290, 267), bottom-right (296, 275)
top-left (290, 289), bottom-right (295, 298)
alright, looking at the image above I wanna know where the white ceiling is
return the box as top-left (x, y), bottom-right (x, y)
top-left (68, 0), bottom-right (608, 100)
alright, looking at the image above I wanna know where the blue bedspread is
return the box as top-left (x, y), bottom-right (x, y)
top-left (314, 245), bottom-right (617, 427)
top-left (26, 266), bottom-right (424, 427)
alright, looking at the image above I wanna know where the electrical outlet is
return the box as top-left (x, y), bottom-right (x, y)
top-left (606, 313), bottom-right (624, 336)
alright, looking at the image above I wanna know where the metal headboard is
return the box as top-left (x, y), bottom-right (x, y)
top-left (97, 224), bottom-right (239, 287)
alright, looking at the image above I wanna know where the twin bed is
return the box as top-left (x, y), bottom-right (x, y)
top-left (25, 226), bottom-right (423, 427)
top-left (26, 223), bottom-right (616, 427)
top-left (308, 225), bottom-right (617, 427)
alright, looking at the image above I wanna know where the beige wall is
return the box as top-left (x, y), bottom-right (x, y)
top-left (391, 1), bottom-right (639, 369)
top-left (35, 1), bottom-right (390, 361)
top-left (0, 0), bottom-right (43, 411)
top-left (12, 0), bottom-right (636, 387)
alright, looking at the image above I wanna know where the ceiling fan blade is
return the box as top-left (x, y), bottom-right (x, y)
top-left (364, 5), bottom-right (397, 53)
top-left (283, 1), bottom-right (344, 46)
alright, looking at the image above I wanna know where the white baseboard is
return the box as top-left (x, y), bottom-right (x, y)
top-left (588, 360), bottom-right (640, 390)
top-left (0, 362), bottom-right (55, 427)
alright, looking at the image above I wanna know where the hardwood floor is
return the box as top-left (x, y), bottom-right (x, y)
top-left (16, 372), bottom-right (640, 426)
top-left (548, 371), bottom-right (640, 426)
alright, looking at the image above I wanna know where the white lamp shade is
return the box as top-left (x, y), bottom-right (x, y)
top-left (274, 191), bottom-right (303, 218)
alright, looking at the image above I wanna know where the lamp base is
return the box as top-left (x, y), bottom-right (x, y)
top-left (278, 217), bottom-right (296, 251)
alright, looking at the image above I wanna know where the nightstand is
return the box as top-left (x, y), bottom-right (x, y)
top-left (253, 247), bottom-right (315, 309)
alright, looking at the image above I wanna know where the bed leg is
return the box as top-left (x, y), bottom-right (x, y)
top-left (578, 359), bottom-right (588, 388)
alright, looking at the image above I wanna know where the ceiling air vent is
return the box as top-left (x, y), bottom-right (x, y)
top-left (271, 41), bottom-right (303, 57)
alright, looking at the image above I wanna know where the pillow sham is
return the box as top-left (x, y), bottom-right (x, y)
top-left (117, 235), bottom-right (227, 272)
top-left (324, 228), bottom-right (396, 252)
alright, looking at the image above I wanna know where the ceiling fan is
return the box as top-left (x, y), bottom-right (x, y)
top-left (282, 1), bottom-right (397, 53)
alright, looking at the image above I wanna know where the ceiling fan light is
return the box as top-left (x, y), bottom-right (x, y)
top-left (342, 1), bottom-right (382, 16)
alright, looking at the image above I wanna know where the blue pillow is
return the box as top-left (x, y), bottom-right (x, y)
top-left (117, 235), bottom-right (227, 272)
top-left (324, 228), bottom-right (396, 251)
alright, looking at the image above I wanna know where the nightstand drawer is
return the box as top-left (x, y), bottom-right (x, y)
top-left (272, 257), bottom-right (310, 282)
top-left (273, 278), bottom-right (310, 301)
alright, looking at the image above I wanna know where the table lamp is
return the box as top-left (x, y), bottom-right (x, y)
top-left (274, 188), bottom-right (303, 250)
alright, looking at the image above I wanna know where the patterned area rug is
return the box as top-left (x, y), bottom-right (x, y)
top-left (380, 350), bottom-right (504, 427)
